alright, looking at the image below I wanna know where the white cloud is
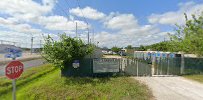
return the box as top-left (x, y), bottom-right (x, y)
top-left (0, 0), bottom-right (190, 48)
top-left (104, 14), bottom-right (138, 30)
top-left (148, 1), bottom-right (203, 25)
top-left (0, 17), bottom-right (42, 33)
top-left (0, 30), bottom-right (46, 48)
top-left (38, 16), bottom-right (88, 31)
top-left (90, 12), bottom-right (169, 48)
top-left (69, 6), bottom-right (106, 20)
top-left (0, 0), bottom-right (93, 48)
top-left (0, 0), bottom-right (57, 22)
top-left (0, 0), bottom-right (88, 33)
top-left (93, 30), bottom-right (171, 48)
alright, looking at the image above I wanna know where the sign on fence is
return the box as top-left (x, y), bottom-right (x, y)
top-left (169, 53), bottom-right (175, 58)
top-left (72, 60), bottom-right (80, 68)
top-left (162, 53), bottom-right (167, 58)
top-left (156, 52), bottom-right (161, 57)
top-left (93, 58), bottom-right (120, 73)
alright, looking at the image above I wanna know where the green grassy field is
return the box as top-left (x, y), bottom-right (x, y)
top-left (184, 75), bottom-right (203, 83)
top-left (0, 64), bottom-right (152, 100)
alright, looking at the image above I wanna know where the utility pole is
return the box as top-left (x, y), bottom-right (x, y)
top-left (93, 29), bottom-right (94, 44)
top-left (97, 41), bottom-right (99, 47)
top-left (40, 40), bottom-right (42, 53)
top-left (13, 42), bottom-right (16, 46)
top-left (31, 36), bottom-right (34, 55)
top-left (87, 28), bottom-right (90, 44)
top-left (40, 40), bottom-right (42, 48)
top-left (76, 22), bottom-right (78, 38)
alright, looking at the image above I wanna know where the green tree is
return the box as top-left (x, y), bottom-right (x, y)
top-left (138, 45), bottom-right (146, 51)
top-left (42, 33), bottom-right (94, 68)
top-left (111, 46), bottom-right (121, 53)
top-left (126, 45), bottom-right (133, 49)
top-left (169, 13), bottom-right (203, 56)
top-left (102, 47), bottom-right (109, 50)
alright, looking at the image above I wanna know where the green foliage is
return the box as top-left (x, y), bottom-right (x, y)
top-left (0, 65), bottom-right (152, 100)
top-left (144, 12), bottom-right (203, 55)
top-left (126, 45), bottom-right (133, 49)
top-left (42, 33), bottom-right (94, 68)
top-left (184, 75), bottom-right (203, 83)
top-left (111, 46), bottom-right (121, 53)
top-left (138, 45), bottom-right (147, 51)
top-left (169, 13), bottom-right (203, 56)
top-left (144, 41), bottom-right (180, 52)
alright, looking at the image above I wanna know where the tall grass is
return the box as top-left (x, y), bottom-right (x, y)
top-left (184, 75), bottom-right (203, 83)
top-left (0, 64), bottom-right (152, 100)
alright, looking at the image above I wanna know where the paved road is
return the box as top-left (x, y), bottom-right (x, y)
top-left (0, 53), bottom-right (41, 62)
top-left (135, 77), bottom-right (203, 100)
top-left (0, 59), bottom-right (45, 76)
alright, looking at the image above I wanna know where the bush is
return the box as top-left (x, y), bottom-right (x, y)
top-left (42, 33), bottom-right (94, 68)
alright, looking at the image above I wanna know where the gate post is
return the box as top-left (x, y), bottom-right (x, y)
top-left (136, 60), bottom-right (138, 77)
top-left (180, 53), bottom-right (185, 75)
top-left (151, 56), bottom-right (155, 76)
top-left (167, 58), bottom-right (170, 75)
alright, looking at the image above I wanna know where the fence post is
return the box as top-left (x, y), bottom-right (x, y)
top-left (180, 53), bottom-right (185, 75)
top-left (136, 60), bottom-right (138, 77)
top-left (167, 58), bottom-right (170, 75)
top-left (119, 58), bottom-right (122, 72)
top-left (151, 56), bottom-right (155, 76)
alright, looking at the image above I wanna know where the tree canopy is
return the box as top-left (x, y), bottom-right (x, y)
top-left (126, 45), bottom-right (133, 49)
top-left (111, 46), bottom-right (121, 53)
top-left (42, 34), bottom-right (94, 68)
top-left (142, 13), bottom-right (203, 56)
top-left (169, 13), bottom-right (203, 56)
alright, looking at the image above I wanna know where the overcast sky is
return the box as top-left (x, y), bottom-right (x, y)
top-left (0, 0), bottom-right (203, 48)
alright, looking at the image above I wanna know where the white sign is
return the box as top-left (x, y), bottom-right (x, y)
top-left (72, 60), bottom-right (79, 68)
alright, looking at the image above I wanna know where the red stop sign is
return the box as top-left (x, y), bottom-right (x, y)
top-left (5, 61), bottom-right (24, 79)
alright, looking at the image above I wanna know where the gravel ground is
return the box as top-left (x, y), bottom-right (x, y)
top-left (135, 77), bottom-right (203, 100)
top-left (102, 55), bottom-right (122, 58)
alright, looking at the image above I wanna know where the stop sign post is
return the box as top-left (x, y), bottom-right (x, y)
top-left (5, 59), bottom-right (24, 100)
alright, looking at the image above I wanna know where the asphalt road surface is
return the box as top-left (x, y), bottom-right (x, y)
top-left (0, 59), bottom-right (45, 77)
top-left (135, 77), bottom-right (203, 100)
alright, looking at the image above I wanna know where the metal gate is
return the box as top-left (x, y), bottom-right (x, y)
top-left (123, 58), bottom-right (152, 76)
top-left (92, 57), bottom-right (182, 76)
top-left (153, 57), bottom-right (181, 76)
top-left (123, 58), bottom-right (183, 76)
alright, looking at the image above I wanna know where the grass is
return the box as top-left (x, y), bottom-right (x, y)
top-left (184, 74), bottom-right (203, 83)
top-left (0, 64), bottom-right (152, 100)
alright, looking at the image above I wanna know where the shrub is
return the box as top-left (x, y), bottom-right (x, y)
top-left (42, 33), bottom-right (94, 68)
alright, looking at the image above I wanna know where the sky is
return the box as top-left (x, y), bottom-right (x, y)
top-left (0, 0), bottom-right (203, 48)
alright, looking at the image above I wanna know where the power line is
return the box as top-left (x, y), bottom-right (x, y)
top-left (76, 0), bottom-right (89, 25)
top-left (92, 28), bottom-right (95, 44)
top-left (55, 2), bottom-right (69, 17)
top-left (76, 22), bottom-right (78, 38)
top-left (63, 0), bottom-right (81, 21)
top-left (31, 36), bottom-right (34, 54)
top-left (75, 0), bottom-right (92, 44)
